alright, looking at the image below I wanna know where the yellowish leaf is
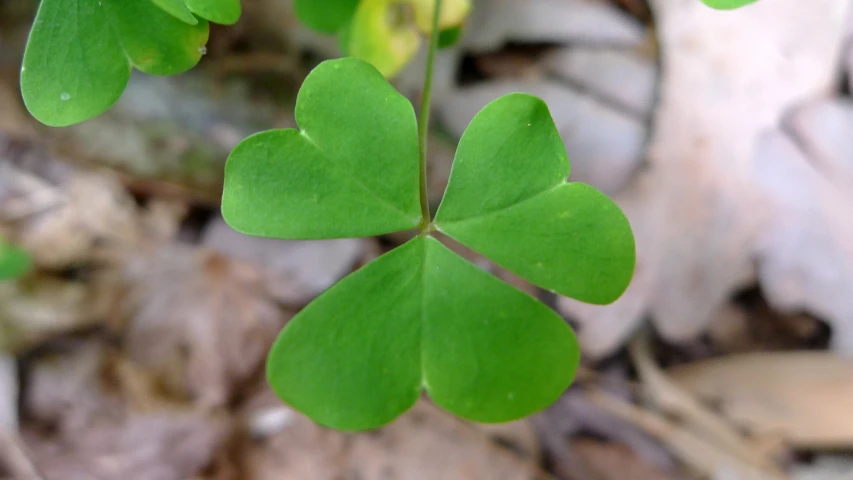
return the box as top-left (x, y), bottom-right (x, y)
top-left (345, 0), bottom-right (421, 78)
top-left (411, 0), bottom-right (472, 33)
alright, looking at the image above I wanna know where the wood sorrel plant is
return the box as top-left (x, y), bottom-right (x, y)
top-left (222, 0), bottom-right (635, 431)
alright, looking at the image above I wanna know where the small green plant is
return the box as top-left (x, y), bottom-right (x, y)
top-left (222, 3), bottom-right (635, 430)
top-left (0, 237), bottom-right (31, 281)
top-left (20, 0), bottom-right (241, 127)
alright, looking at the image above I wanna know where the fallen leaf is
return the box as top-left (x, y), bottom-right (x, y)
top-left (667, 352), bottom-right (853, 449)
top-left (753, 127), bottom-right (853, 354)
top-left (586, 387), bottom-right (788, 480)
top-left (558, 0), bottom-right (849, 357)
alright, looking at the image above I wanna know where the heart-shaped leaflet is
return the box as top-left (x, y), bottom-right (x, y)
top-left (434, 94), bottom-right (635, 305)
top-left (266, 235), bottom-right (578, 430)
top-left (222, 59), bottom-right (421, 239)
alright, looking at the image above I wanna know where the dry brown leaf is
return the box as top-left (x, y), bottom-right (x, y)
top-left (123, 245), bottom-right (288, 407)
top-left (240, 390), bottom-right (548, 480)
top-left (559, 0), bottom-right (849, 357)
top-left (629, 333), bottom-right (783, 474)
top-left (667, 352), bottom-right (853, 449)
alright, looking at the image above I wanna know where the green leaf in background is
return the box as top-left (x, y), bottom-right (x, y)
top-left (0, 240), bottom-right (31, 281)
top-left (150, 0), bottom-right (199, 24)
top-left (267, 235), bottom-right (578, 430)
top-left (298, 0), bottom-right (470, 77)
top-left (699, 0), bottom-right (759, 9)
top-left (184, 0), bottom-right (241, 25)
top-left (411, 0), bottom-right (471, 33)
top-left (435, 94), bottom-right (635, 304)
top-left (295, 0), bottom-right (360, 33)
top-left (344, 0), bottom-right (421, 78)
top-left (21, 0), bottom-right (209, 127)
top-left (438, 26), bottom-right (463, 49)
top-left (222, 58), bottom-right (421, 239)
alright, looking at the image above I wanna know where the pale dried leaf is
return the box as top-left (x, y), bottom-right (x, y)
top-left (560, 0), bottom-right (849, 356)
top-left (753, 128), bottom-right (853, 353)
top-left (586, 388), bottom-right (787, 480)
top-left (667, 352), bottom-right (853, 449)
top-left (629, 333), bottom-right (781, 474)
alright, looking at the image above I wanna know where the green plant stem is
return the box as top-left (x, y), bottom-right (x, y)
top-left (417, 0), bottom-right (442, 230)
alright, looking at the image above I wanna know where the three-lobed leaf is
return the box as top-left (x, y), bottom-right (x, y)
top-left (21, 0), bottom-right (209, 127)
top-left (222, 57), bottom-right (635, 430)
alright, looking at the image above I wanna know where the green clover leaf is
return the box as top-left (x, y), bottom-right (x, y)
top-left (699, 0), bottom-right (759, 9)
top-left (222, 57), bottom-right (635, 430)
top-left (222, 59), bottom-right (421, 238)
top-left (434, 94), bottom-right (635, 304)
top-left (21, 0), bottom-right (209, 127)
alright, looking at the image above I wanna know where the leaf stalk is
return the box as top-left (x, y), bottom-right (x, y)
top-left (417, 0), bottom-right (442, 230)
